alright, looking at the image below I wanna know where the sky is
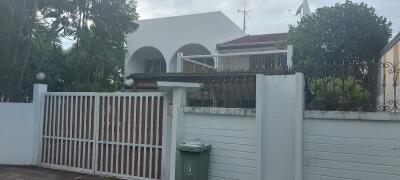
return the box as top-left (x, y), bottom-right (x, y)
top-left (137, 0), bottom-right (399, 36)
top-left (62, 0), bottom-right (400, 49)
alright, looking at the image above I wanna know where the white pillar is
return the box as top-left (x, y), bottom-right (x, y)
top-left (169, 87), bottom-right (187, 180)
top-left (294, 73), bottom-right (304, 180)
top-left (32, 84), bottom-right (47, 165)
top-left (256, 73), bottom-right (304, 180)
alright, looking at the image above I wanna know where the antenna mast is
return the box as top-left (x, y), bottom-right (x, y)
top-left (238, 0), bottom-right (249, 32)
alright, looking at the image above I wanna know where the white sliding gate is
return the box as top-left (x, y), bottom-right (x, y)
top-left (39, 92), bottom-right (167, 180)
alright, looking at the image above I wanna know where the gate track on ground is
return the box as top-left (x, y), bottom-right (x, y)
top-left (0, 165), bottom-right (119, 180)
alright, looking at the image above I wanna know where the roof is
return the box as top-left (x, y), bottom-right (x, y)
top-left (219, 33), bottom-right (288, 46)
top-left (382, 31), bottom-right (400, 55)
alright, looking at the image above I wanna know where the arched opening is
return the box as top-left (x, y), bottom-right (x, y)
top-left (169, 43), bottom-right (214, 72)
top-left (127, 46), bottom-right (166, 75)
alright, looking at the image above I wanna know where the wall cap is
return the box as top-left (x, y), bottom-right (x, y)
top-left (305, 110), bottom-right (400, 122)
top-left (184, 107), bottom-right (256, 116)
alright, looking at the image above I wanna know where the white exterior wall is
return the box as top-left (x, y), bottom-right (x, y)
top-left (182, 111), bottom-right (257, 180)
top-left (0, 103), bottom-right (35, 165)
top-left (303, 111), bottom-right (400, 180)
top-left (125, 11), bottom-right (245, 75)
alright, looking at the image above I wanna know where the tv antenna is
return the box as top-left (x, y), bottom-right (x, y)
top-left (238, 0), bottom-right (251, 32)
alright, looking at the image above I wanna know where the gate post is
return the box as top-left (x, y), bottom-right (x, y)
top-left (169, 87), bottom-right (186, 180)
top-left (32, 84), bottom-right (48, 165)
top-left (256, 73), bottom-right (304, 180)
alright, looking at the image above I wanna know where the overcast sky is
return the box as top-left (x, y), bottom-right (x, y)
top-left (62, 0), bottom-right (399, 49)
top-left (137, 0), bottom-right (399, 36)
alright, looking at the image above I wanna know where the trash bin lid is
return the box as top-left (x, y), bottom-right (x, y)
top-left (178, 141), bottom-right (211, 152)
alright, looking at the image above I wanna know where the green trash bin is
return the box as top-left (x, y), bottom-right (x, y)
top-left (178, 141), bottom-right (212, 180)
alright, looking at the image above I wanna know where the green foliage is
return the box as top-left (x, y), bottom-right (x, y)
top-left (307, 77), bottom-right (371, 111)
top-left (0, 0), bottom-right (139, 101)
top-left (287, 0), bottom-right (392, 67)
top-left (286, 0), bottom-right (392, 111)
top-left (0, 0), bottom-right (44, 100)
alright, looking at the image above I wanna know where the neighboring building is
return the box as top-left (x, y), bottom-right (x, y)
top-left (216, 33), bottom-right (288, 72)
top-left (377, 32), bottom-right (400, 108)
top-left (217, 33), bottom-right (287, 54)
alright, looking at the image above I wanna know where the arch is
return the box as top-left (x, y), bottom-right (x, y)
top-left (169, 43), bottom-right (214, 72)
top-left (127, 46), bottom-right (166, 75)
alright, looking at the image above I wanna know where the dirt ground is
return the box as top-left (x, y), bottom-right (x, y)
top-left (0, 165), bottom-right (119, 180)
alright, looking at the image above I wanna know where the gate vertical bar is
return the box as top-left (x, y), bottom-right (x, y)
top-left (111, 96), bottom-right (116, 173)
top-left (48, 95), bottom-right (53, 164)
top-left (60, 96), bottom-right (65, 166)
top-left (143, 96), bottom-right (148, 177)
top-left (116, 96), bottom-right (121, 174)
top-left (149, 96), bottom-right (154, 178)
top-left (126, 96), bottom-right (132, 175)
top-left (51, 96), bottom-right (56, 164)
top-left (83, 96), bottom-right (87, 169)
top-left (154, 96), bottom-right (160, 179)
top-left (105, 96), bottom-right (110, 173)
top-left (74, 96), bottom-right (78, 167)
top-left (132, 96), bottom-right (137, 176)
top-left (69, 96), bottom-right (73, 166)
top-left (121, 96), bottom-right (127, 175)
top-left (100, 96), bottom-right (105, 172)
top-left (138, 96), bottom-right (143, 177)
top-left (64, 96), bottom-right (69, 165)
top-left (93, 95), bottom-right (100, 174)
top-left (78, 96), bottom-right (83, 168)
top-left (56, 95), bottom-right (60, 165)
top-left (87, 96), bottom-right (92, 169)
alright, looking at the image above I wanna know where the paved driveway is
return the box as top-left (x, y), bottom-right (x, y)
top-left (0, 165), bottom-right (119, 180)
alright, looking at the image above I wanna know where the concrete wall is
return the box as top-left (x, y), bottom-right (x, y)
top-left (0, 103), bottom-right (35, 165)
top-left (0, 84), bottom-right (47, 165)
top-left (182, 109), bottom-right (257, 180)
top-left (304, 111), bottom-right (400, 180)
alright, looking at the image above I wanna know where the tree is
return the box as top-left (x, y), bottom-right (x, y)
top-left (286, 0), bottom-right (392, 111)
top-left (0, 0), bottom-right (139, 101)
top-left (0, 0), bottom-right (55, 101)
top-left (40, 0), bottom-right (138, 92)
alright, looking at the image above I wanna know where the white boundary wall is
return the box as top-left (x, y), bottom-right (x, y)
top-left (0, 84), bottom-right (47, 165)
top-left (4, 76), bottom-right (400, 180)
top-left (183, 108), bottom-right (257, 180)
top-left (0, 102), bottom-right (35, 165)
top-left (171, 73), bottom-right (304, 180)
top-left (303, 111), bottom-right (400, 180)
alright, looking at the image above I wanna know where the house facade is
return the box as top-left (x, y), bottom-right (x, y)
top-left (124, 11), bottom-right (245, 75)
top-left (124, 12), bottom-right (288, 77)
top-left (124, 12), bottom-right (290, 108)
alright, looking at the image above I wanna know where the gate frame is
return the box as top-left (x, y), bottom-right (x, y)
top-left (37, 92), bottom-right (169, 180)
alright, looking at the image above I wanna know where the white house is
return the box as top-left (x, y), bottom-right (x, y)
top-left (125, 11), bottom-right (245, 75)
top-left (125, 11), bottom-right (290, 78)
